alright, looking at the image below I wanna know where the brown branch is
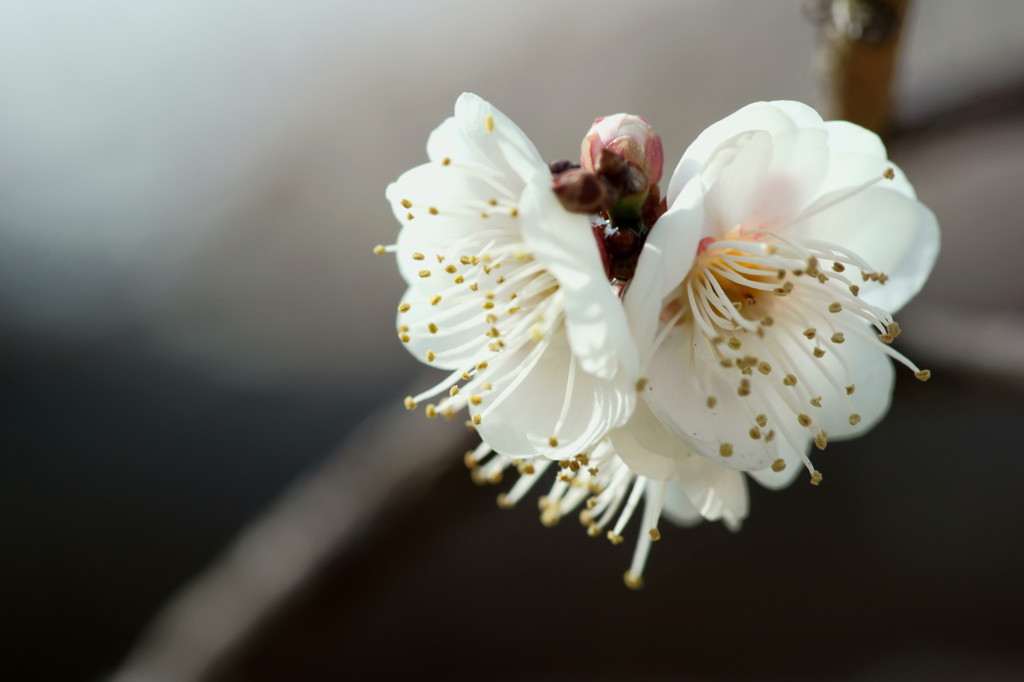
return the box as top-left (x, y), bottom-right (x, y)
top-left (811, 0), bottom-right (913, 137)
top-left (109, 374), bottom-right (473, 682)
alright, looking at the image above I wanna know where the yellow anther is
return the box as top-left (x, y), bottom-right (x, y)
top-left (727, 337), bottom-right (742, 350)
top-left (755, 414), bottom-right (767, 428)
top-left (476, 361), bottom-right (489, 370)
top-left (428, 206), bottom-right (438, 215)
top-left (810, 470), bottom-right (823, 485)
top-left (548, 436), bottom-right (559, 447)
top-left (406, 213), bottom-right (414, 221)
top-left (453, 275), bottom-right (465, 284)
top-left (496, 493), bottom-right (514, 509)
top-left (623, 571), bottom-right (644, 590)
top-left (845, 384), bottom-right (856, 394)
top-left (373, 244), bottom-right (386, 255)
top-left (449, 385), bottom-right (460, 397)
top-left (607, 532), bottom-right (624, 545)
top-left (482, 301), bottom-right (494, 310)
top-left (418, 270), bottom-right (431, 278)
top-left (398, 302), bottom-right (411, 313)
top-left (849, 413), bottom-right (861, 425)
top-left (765, 429), bottom-right (776, 442)
top-left (783, 374), bottom-right (798, 386)
top-left (915, 369), bottom-right (932, 382)
top-left (758, 361), bottom-right (772, 375)
top-left (706, 396), bottom-right (717, 409)
top-left (398, 334), bottom-right (410, 343)
top-left (400, 198), bottom-right (412, 209)
top-left (798, 413), bottom-right (812, 427)
top-left (412, 252), bottom-right (425, 260)
top-left (803, 328), bottom-right (817, 339)
top-left (485, 114), bottom-right (494, 132)
top-left (426, 350), bottom-right (436, 362)
top-left (425, 405), bottom-right (437, 419)
top-left (636, 378), bottom-right (648, 391)
top-left (883, 167), bottom-right (895, 180)
top-left (749, 427), bottom-right (761, 440)
top-left (849, 284), bottom-right (860, 296)
top-left (832, 261), bottom-right (846, 272)
top-left (649, 528), bottom-right (661, 541)
top-left (813, 347), bottom-right (826, 358)
top-left (815, 430), bottom-right (828, 450)
top-left (810, 396), bottom-right (822, 407)
top-left (831, 332), bottom-right (845, 344)
top-left (442, 157), bottom-right (451, 166)
top-left (771, 458), bottom-right (787, 472)
top-left (403, 396), bottom-right (417, 410)
top-left (472, 413), bottom-right (482, 425)
top-left (719, 443), bottom-right (733, 457)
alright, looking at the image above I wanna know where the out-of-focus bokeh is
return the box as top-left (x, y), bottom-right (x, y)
top-left (3, 1), bottom-right (1024, 680)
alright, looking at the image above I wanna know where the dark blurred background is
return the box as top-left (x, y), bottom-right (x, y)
top-left (2, 1), bottom-right (1024, 680)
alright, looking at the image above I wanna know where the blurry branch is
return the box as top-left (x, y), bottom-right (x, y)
top-left (808, 0), bottom-right (913, 137)
top-left (110, 376), bottom-right (472, 682)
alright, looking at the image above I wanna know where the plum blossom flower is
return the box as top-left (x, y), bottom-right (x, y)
top-left (618, 101), bottom-right (939, 547)
top-left (376, 93), bottom-right (639, 460)
top-left (379, 96), bottom-right (938, 590)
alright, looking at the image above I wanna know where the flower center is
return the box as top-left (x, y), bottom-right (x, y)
top-left (655, 225), bottom-right (930, 481)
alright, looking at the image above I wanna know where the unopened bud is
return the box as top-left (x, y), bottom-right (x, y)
top-left (552, 168), bottom-right (618, 214)
top-left (581, 113), bottom-right (664, 187)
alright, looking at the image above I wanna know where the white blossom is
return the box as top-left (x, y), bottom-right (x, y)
top-left (377, 93), bottom-right (639, 461)
top-left (616, 101), bottom-right (939, 555)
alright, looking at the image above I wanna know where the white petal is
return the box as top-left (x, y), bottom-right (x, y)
top-left (702, 130), bottom-right (772, 231)
top-left (613, 388), bottom-right (752, 529)
top-left (674, 454), bottom-right (749, 530)
top-left (519, 177), bottom-right (639, 382)
top-left (625, 192), bottom-right (704, 360)
top-left (820, 121), bottom-right (916, 199)
top-left (660, 482), bottom-right (704, 527)
top-left (747, 447), bottom-right (803, 490)
top-left (452, 93), bottom-right (547, 190)
top-left (472, 329), bottom-right (635, 460)
top-left (645, 326), bottom-right (780, 471)
top-left (800, 187), bottom-right (940, 314)
top-left (799, 326), bottom-right (896, 440)
top-left (751, 126), bottom-right (829, 226)
top-left (426, 116), bottom-right (482, 168)
top-left (667, 101), bottom-right (804, 206)
top-left (610, 399), bottom-right (685, 480)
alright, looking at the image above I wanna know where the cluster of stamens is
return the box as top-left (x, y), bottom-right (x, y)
top-left (654, 214), bottom-right (930, 484)
top-left (465, 439), bottom-right (666, 590)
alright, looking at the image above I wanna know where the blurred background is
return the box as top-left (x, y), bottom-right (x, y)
top-left (3, 1), bottom-right (1024, 680)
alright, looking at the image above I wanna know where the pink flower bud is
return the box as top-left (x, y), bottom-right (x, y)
top-left (580, 114), bottom-right (664, 187)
